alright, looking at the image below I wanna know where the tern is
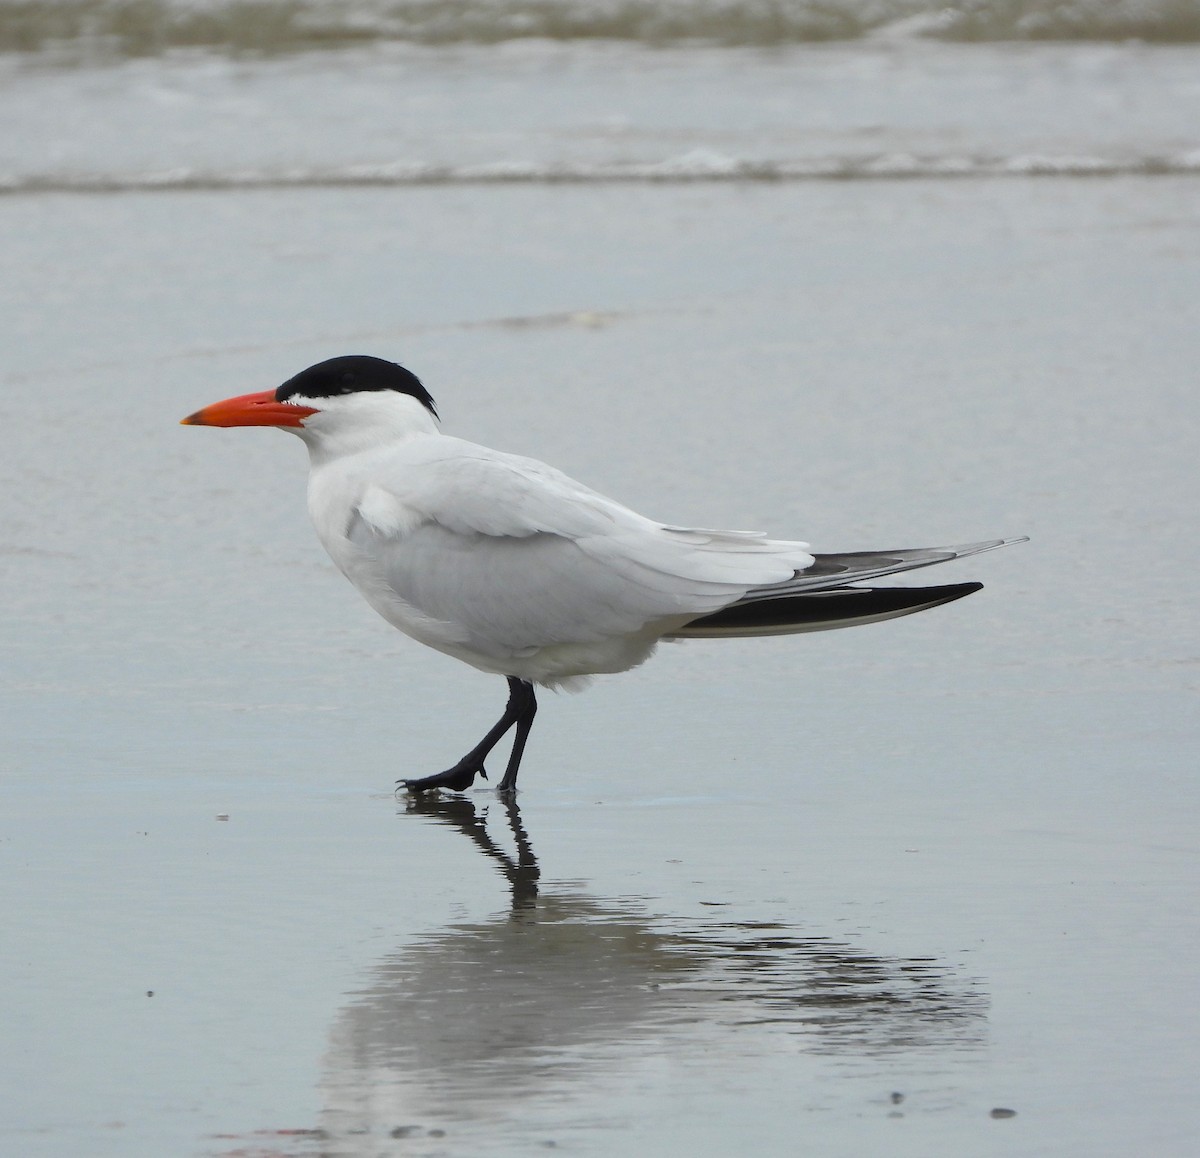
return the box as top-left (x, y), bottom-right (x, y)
top-left (183, 355), bottom-right (1025, 794)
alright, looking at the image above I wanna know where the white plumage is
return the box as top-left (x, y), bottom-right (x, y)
top-left (305, 399), bottom-right (813, 688)
top-left (183, 355), bottom-right (1024, 793)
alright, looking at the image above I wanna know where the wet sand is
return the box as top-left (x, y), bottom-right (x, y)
top-left (2, 170), bottom-right (1198, 1155)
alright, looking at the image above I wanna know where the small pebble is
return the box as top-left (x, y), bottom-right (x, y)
top-left (890, 1091), bottom-right (905, 1104)
top-left (390, 1125), bottom-right (420, 1138)
top-left (990, 1107), bottom-right (1017, 1119)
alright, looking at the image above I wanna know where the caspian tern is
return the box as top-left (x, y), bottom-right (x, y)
top-left (183, 355), bottom-right (1025, 794)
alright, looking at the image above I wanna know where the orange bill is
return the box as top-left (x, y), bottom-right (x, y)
top-left (181, 390), bottom-right (318, 428)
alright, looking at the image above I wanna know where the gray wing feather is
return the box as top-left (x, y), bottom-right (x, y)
top-left (736, 538), bottom-right (1028, 602)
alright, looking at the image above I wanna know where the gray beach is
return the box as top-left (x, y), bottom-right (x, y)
top-left (2, 15), bottom-right (1199, 1156)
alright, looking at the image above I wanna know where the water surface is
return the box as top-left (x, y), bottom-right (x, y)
top-left (2, 28), bottom-right (1199, 1158)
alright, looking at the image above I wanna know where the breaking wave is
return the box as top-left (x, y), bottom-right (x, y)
top-left (5, 148), bottom-right (1200, 192)
top-left (4, 0), bottom-right (1200, 56)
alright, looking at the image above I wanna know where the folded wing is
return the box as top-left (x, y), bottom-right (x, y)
top-left (342, 440), bottom-right (1025, 659)
top-left (344, 444), bottom-right (814, 660)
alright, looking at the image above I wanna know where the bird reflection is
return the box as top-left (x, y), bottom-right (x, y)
top-left (309, 797), bottom-right (988, 1149)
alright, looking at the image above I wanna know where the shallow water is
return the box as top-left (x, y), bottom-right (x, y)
top-left (4, 41), bottom-right (1200, 191)
top-left (2, 35), bottom-right (1199, 1158)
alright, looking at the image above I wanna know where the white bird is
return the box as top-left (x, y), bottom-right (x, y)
top-left (183, 355), bottom-right (1025, 794)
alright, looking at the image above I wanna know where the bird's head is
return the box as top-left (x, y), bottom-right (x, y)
top-left (180, 356), bottom-right (439, 443)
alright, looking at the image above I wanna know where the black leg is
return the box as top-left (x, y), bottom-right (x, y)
top-left (497, 684), bottom-right (537, 794)
top-left (399, 677), bottom-right (537, 794)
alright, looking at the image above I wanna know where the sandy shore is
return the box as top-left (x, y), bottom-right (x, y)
top-left (2, 168), bottom-right (1198, 1156)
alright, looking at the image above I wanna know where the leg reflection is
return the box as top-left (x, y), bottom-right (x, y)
top-left (404, 792), bottom-right (540, 910)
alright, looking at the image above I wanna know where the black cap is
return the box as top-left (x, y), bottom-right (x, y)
top-left (275, 355), bottom-right (438, 418)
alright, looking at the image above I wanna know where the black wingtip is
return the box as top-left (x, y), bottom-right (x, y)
top-left (673, 581), bottom-right (985, 638)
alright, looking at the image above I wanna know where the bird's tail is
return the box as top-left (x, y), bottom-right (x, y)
top-left (668, 536), bottom-right (1027, 639)
top-left (668, 582), bottom-right (984, 638)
